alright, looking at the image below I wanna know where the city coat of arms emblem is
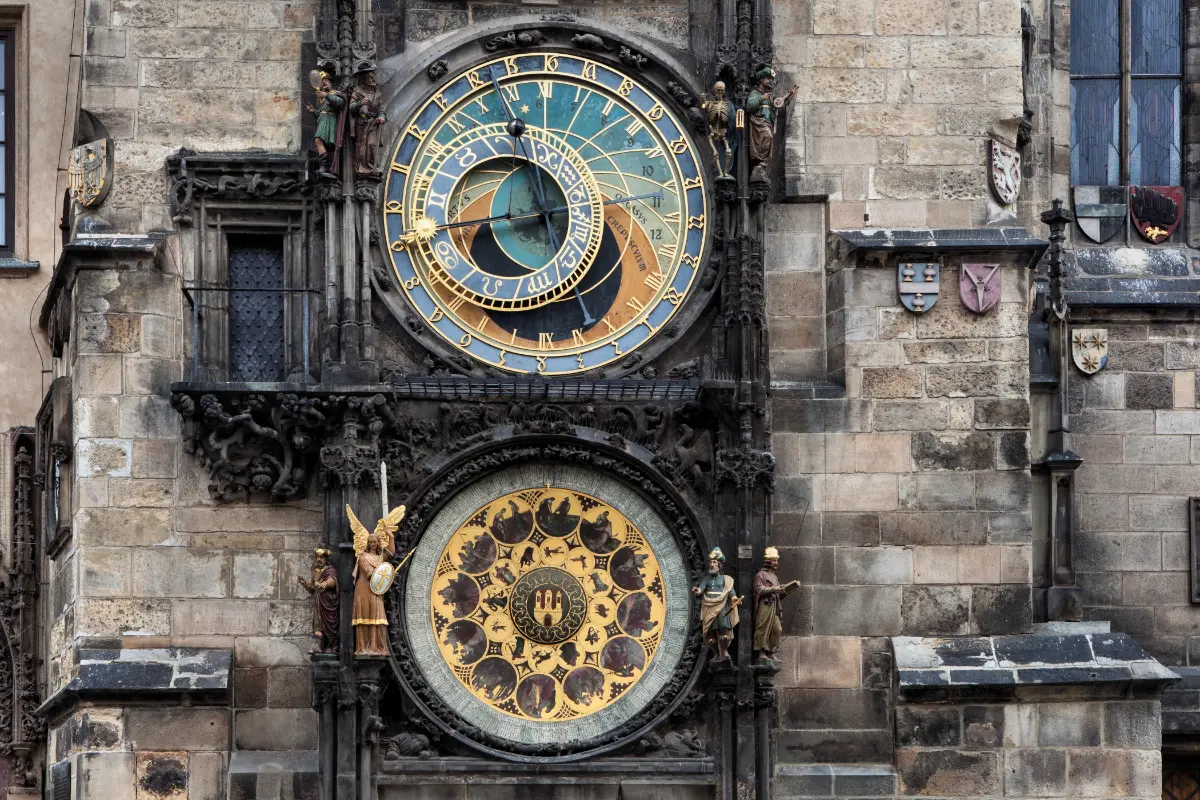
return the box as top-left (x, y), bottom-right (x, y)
top-left (959, 263), bottom-right (1001, 314)
top-left (1130, 185), bottom-right (1182, 244)
top-left (988, 140), bottom-right (1021, 205)
top-left (1072, 186), bottom-right (1126, 243)
top-left (897, 262), bottom-right (940, 314)
top-left (1071, 329), bottom-right (1109, 375)
top-left (67, 138), bottom-right (113, 208)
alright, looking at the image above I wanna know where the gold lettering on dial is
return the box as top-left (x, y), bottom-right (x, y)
top-left (571, 329), bottom-right (585, 346)
top-left (626, 297), bottom-right (646, 313)
top-left (538, 332), bottom-right (554, 350)
top-left (503, 84), bottom-right (520, 103)
top-left (644, 271), bottom-right (665, 292)
top-left (647, 104), bottom-right (664, 121)
top-left (582, 62), bottom-right (597, 81)
top-left (429, 308), bottom-right (445, 322)
top-left (601, 317), bottom-right (617, 333)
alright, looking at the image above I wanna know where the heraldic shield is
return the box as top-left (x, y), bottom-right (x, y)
top-left (68, 138), bottom-right (113, 209)
top-left (1130, 186), bottom-right (1182, 244)
top-left (1072, 186), bottom-right (1126, 243)
top-left (959, 264), bottom-right (1001, 314)
top-left (1072, 328), bottom-right (1109, 375)
top-left (898, 262), bottom-right (940, 313)
top-left (988, 140), bottom-right (1021, 205)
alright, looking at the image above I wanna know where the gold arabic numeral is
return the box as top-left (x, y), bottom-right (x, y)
top-left (664, 287), bottom-right (684, 305)
top-left (643, 318), bottom-right (658, 335)
top-left (687, 214), bottom-right (705, 230)
top-left (538, 80), bottom-right (553, 99)
top-left (473, 96), bottom-right (488, 115)
top-left (682, 176), bottom-right (702, 190)
top-left (538, 332), bottom-right (555, 350)
top-left (430, 308), bottom-right (445, 322)
top-left (433, 93), bottom-right (449, 111)
top-left (503, 83), bottom-right (521, 103)
top-left (663, 211), bottom-right (681, 224)
top-left (646, 146), bottom-right (664, 159)
top-left (669, 138), bottom-right (688, 155)
top-left (498, 350), bottom-right (507, 367)
top-left (601, 317), bottom-right (617, 333)
top-left (644, 271), bottom-right (666, 292)
top-left (618, 77), bottom-right (634, 96)
top-left (447, 116), bottom-right (466, 135)
top-left (657, 242), bottom-right (677, 262)
top-left (611, 341), bottom-right (622, 356)
top-left (384, 200), bottom-right (403, 214)
top-left (503, 56), bottom-right (519, 75)
top-left (680, 252), bottom-right (700, 268)
top-left (390, 239), bottom-right (407, 252)
top-left (626, 296), bottom-right (646, 314)
top-left (571, 329), bottom-right (585, 346)
top-left (467, 70), bottom-right (486, 89)
top-left (545, 54), bottom-right (559, 72)
top-left (577, 354), bottom-right (585, 369)
top-left (509, 328), bottom-right (518, 345)
top-left (537, 356), bottom-right (547, 374)
top-left (647, 104), bottom-right (664, 121)
top-left (459, 333), bottom-right (473, 347)
top-left (403, 276), bottom-right (420, 290)
top-left (582, 62), bottom-right (597, 81)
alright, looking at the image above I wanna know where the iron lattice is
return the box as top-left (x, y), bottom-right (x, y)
top-left (228, 241), bottom-right (285, 382)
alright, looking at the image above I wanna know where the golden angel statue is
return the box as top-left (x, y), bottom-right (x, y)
top-left (347, 503), bottom-right (405, 656)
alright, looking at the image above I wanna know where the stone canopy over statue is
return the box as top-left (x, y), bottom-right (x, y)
top-left (347, 503), bottom-right (406, 656)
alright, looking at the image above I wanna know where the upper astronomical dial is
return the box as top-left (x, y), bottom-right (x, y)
top-left (383, 52), bottom-right (709, 376)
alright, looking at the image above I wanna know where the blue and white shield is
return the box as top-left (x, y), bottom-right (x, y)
top-left (897, 262), bottom-right (940, 314)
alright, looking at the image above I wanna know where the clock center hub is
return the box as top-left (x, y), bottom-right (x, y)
top-left (509, 566), bottom-right (588, 645)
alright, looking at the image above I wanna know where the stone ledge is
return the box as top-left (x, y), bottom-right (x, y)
top-left (378, 757), bottom-right (716, 776)
top-left (0, 257), bottom-right (39, 277)
top-left (38, 647), bottom-right (230, 721)
top-left (893, 633), bottom-right (1177, 702)
top-left (830, 227), bottom-right (1048, 269)
top-left (38, 232), bottom-right (169, 331)
top-left (774, 763), bottom-right (897, 797)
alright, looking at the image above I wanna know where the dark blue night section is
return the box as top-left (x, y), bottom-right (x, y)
top-left (416, 103), bottom-right (441, 133)
top-left (556, 56), bottom-right (584, 78)
top-left (394, 136), bottom-right (418, 168)
top-left (441, 76), bottom-right (470, 108)
top-left (386, 174), bottom-right (406, 204)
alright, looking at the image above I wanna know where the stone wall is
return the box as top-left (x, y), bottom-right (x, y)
top-left (82, 0), bottom-right (313, 232)
top-left (1070, 315), bottom-right (1200, 666)
top-left (773, 0), bottom-right (1025, 229)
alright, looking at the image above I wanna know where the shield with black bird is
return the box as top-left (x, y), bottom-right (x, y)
top-left (1130, 185), bottom-right (1182, 244)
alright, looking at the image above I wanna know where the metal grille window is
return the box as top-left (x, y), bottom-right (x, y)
top-left (228, 235), bottom-right (287, 382)
top-left (1070, 0), bottom-right (1182, 186)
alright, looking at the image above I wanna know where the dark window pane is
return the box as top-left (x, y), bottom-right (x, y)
top-left (1070, 0), bottom-right (1119, 75)
top-left (228, 236), bottom-right (286, 382)
top-left (1132, 0), bottom-right (1181, 74)
top-left (1131, 78), bottom-right (1182, 185)
top-left (1070, 78), bottom-right (1121, 185)
top-left (0, 197), bottom-right (8, 247)
top-left (0, 41), bottom-right (6, 92)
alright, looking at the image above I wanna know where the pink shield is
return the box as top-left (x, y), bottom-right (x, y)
top-left (959, 264), bottom-right (1001, 314)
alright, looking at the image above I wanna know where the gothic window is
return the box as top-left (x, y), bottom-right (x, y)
top-left (1069, 0), bottom-right (1182, 187)
top-left (227, 235), bottom-right (287, 383)
top-left (0, 29), bottom-right (14, 253)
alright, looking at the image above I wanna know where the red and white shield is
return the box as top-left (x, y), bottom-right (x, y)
top-left (959, 264), bottom-right (1001, 314)
top-left (1130, 185), bottom-right (1182, 244)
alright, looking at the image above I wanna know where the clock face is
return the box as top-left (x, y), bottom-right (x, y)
top-left (383, 53), bottom-right (709, 375)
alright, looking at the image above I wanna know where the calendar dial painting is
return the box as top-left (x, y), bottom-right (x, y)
top-left (430, 487), bottom-right (667, 722)
top-left (383, 52), bottom-right (709, 375)
top-left (403, 464), bottom-right (691, 747)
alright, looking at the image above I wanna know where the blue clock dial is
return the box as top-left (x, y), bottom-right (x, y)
top-left (384, 53), bottom-right (709, 375)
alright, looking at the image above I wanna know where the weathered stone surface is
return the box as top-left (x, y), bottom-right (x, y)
top-left (234, 708), bottom-right (317, 750)
top-left (881, 511), bottom-right (985, 545)
top-left (1126, 373), bottom-right (1174, 410)
top-left (77, 438), bottom-right (134, 478)
top-left (899, 473), bottom-right (975, 511)
top-left (133, 549), bottom-right (228, 599)
top-left (962, 705), bottom-right (1003, 747)
top-left (75, 598), bottom-right (172, 637)
top-left (975, 471), bottom-right (1030, 511)
top-left (1003, 749), bottom-right (1066, 797)
top-left (896, 750), bottom-right (999, 796)
top-left (1038, 702), bottom-right (1102, 746)
top-left (1066, 748), bottom-right (1160, 797)
top-left (873, 400), bottom-right (949, 431)
top-left (127, 707), bottom-right (230, 751)
top-left (77, 508), bottom-right (173, 547)
top-left (901, 586), bottom-right (970, 634)
top-left (232, 553), bottom-right (277, 599)
top-left (1104, 700), bottom-right (1162, 748)
top-left (81, 548), bottom-right (132, 598)
top-left (836, 547), bottom-right (913, 584)
top-left (813, 586), bottom-right (903, 636)
top-left (972, 585), bottom-right (1032, 634)
top-left (925, 363), bottom-right (1028, 398)
top-left (973, 398), bottom-right (1030, 429)
top-left (911, 431), bottom-right (994, 470)
top-left (895, 707), bottom-right (961, 747)
top-left (78, 752), bottom-right (137, 800)
top-left (778, 636), bottom-right (863, 689)
top-left (781, 688), bottom-right (888, 729)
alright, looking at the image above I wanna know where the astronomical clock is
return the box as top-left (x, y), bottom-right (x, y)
top-left (368, 30), bottom-right (723, 764)
top-left (381, 50), bottom-right (711, 376)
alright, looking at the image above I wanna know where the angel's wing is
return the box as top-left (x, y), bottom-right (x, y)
top-left (375, 504), bottom-right (406, 552)
top-left (347, 504), bottom-right (370, 559)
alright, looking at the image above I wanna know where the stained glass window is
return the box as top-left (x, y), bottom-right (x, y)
top-left (1069, 0), bottom-right (1183, 191)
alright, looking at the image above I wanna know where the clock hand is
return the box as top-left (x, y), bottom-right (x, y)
top-left (401, 193), bottom-right (665, 241)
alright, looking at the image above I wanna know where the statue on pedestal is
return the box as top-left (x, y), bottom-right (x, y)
top-left (298, 547), bottom-right (339, 653)
top-left (745, 66), bottom-right (797, 182)
top-left (350, 68), bottom-right (386, 176)
top-left (347, 504), bottom-right (406, 656)
top-left (702, 80), bottom-right (733, 179)
top-left (753, 546), bottom-right (800, 662)
top-left (693, 547), bottom-right (740, 661)
top-left (307, 69), bottom-right (345, 179)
